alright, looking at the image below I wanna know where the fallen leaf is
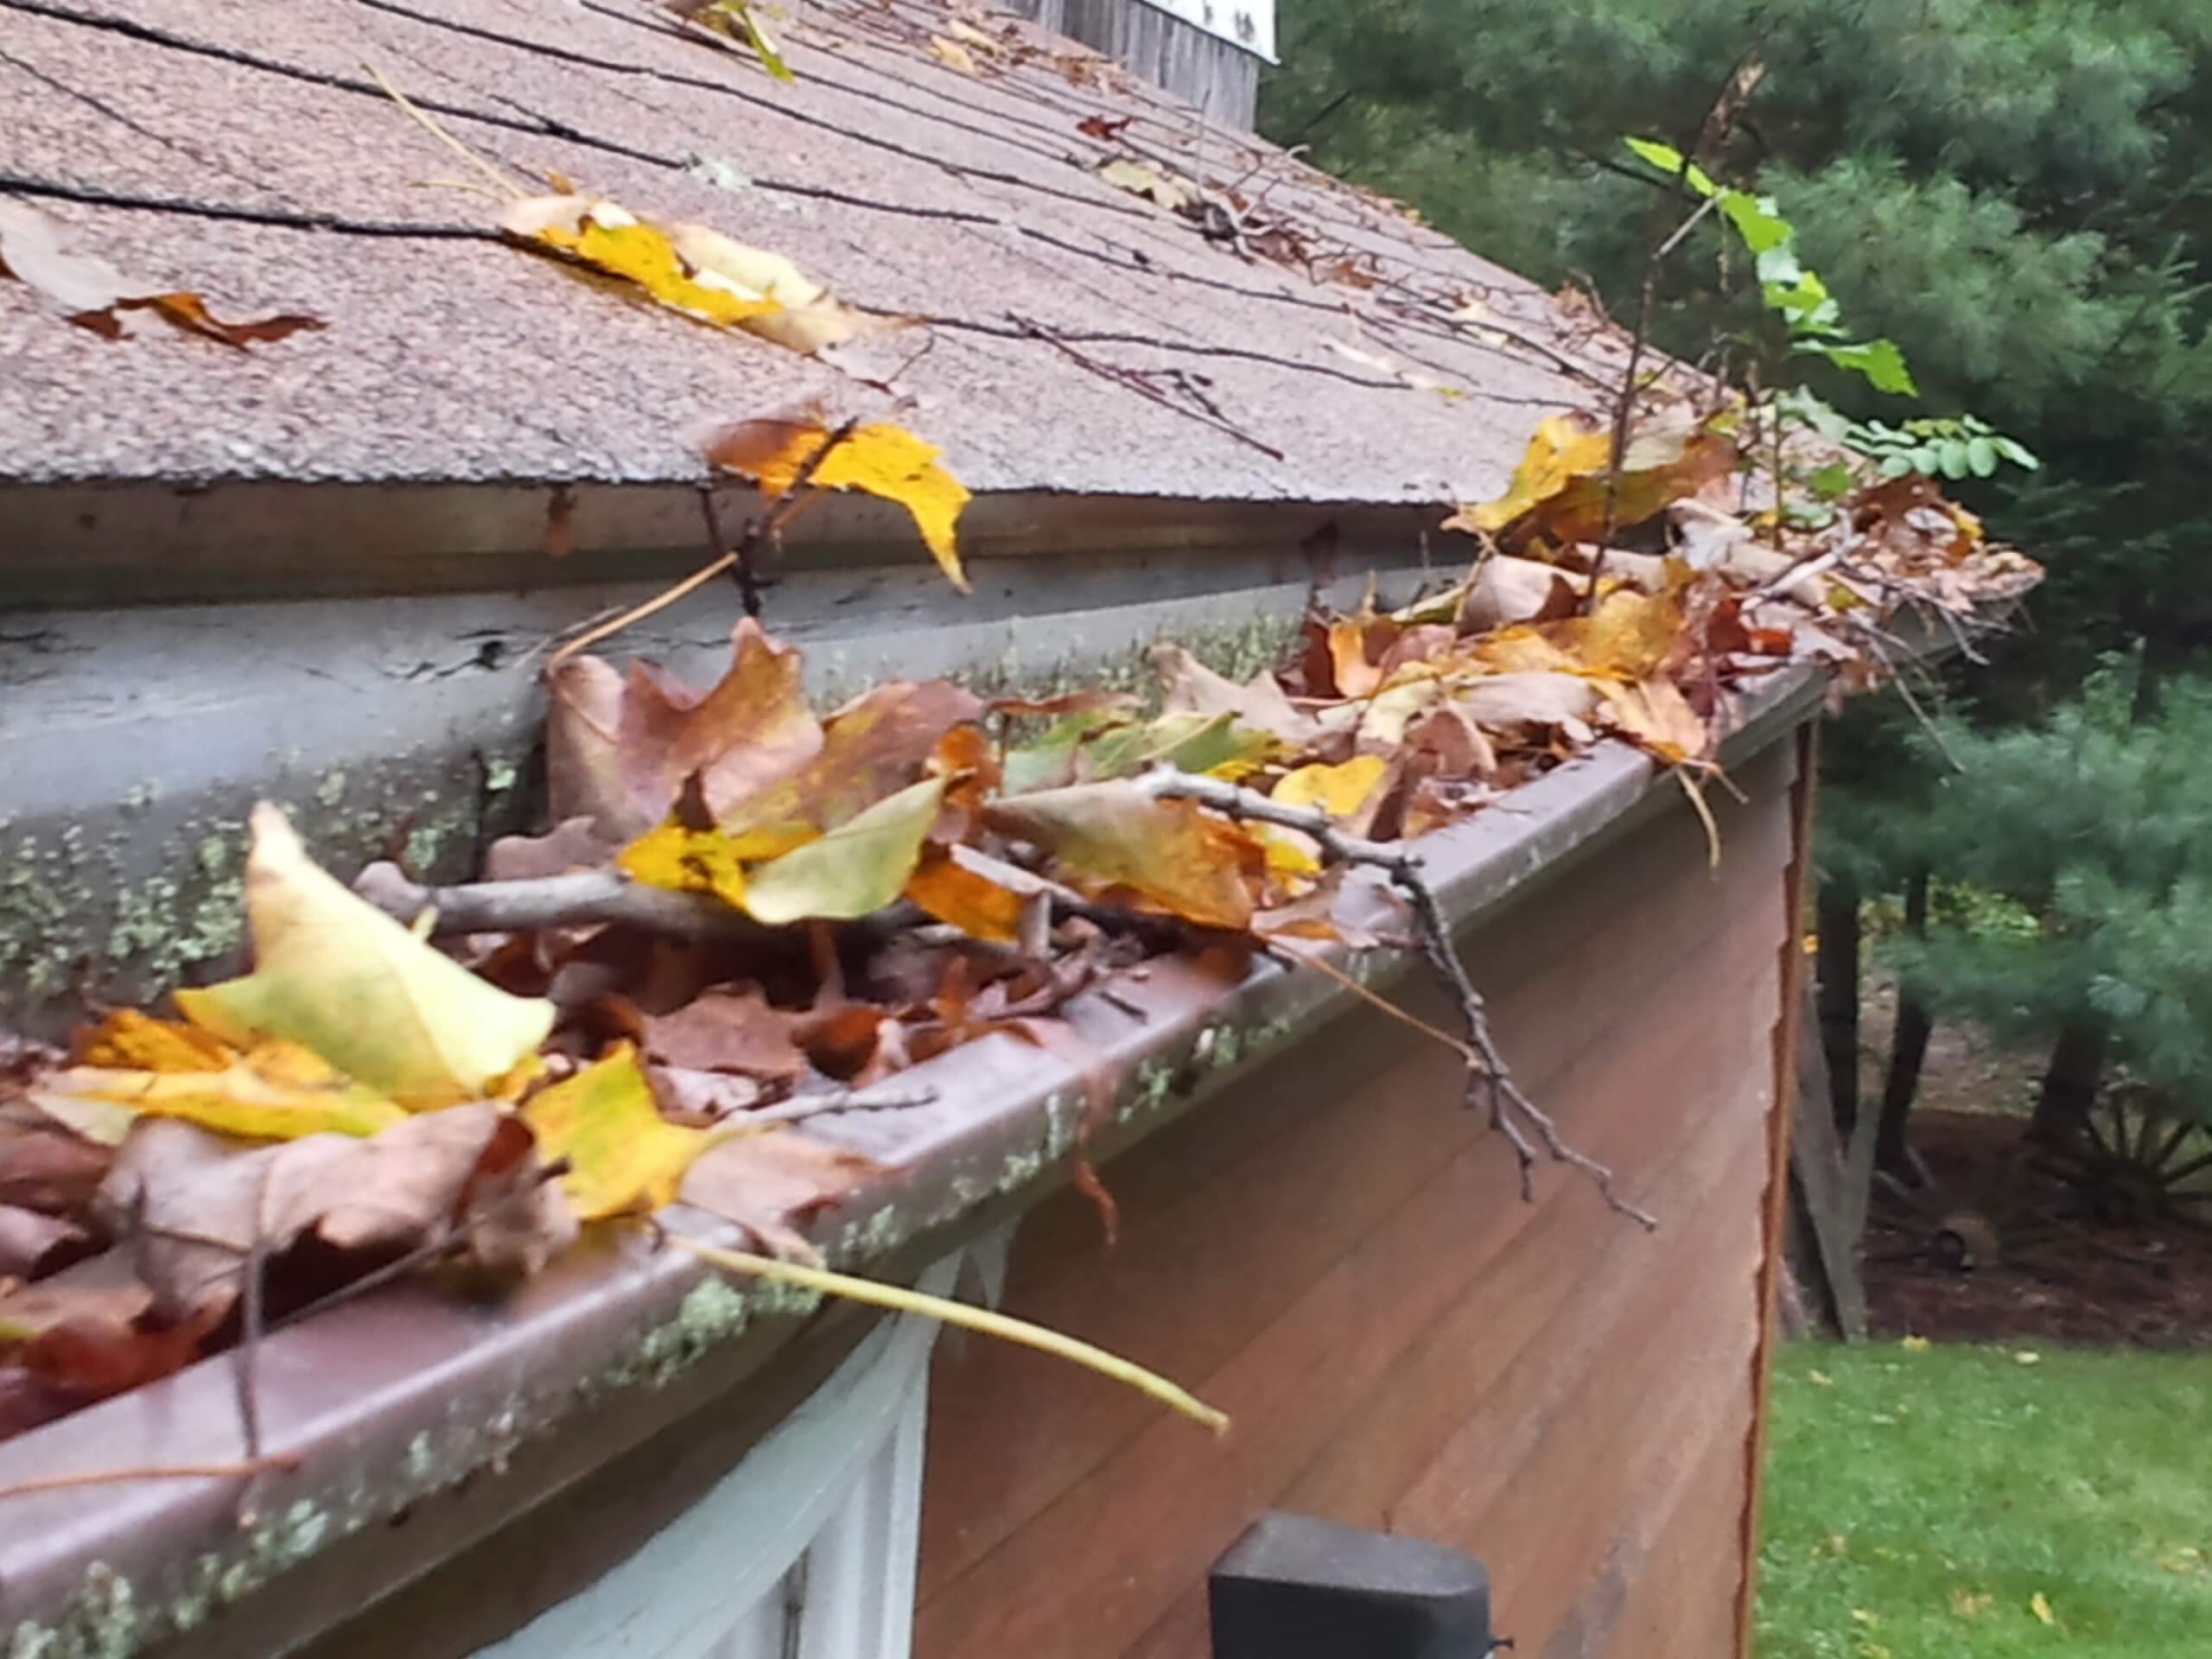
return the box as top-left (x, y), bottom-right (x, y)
top-left (1154, 645), bottom-right (1318, 745)
top-left (1900, 1333), bottom-right (1930, 1352)
top-left (986, 781), bottom-right (1262, 931)
top-left (1950, 1587), bottom-right (1992, 1618)
top-left (547, 655), bottom-right (637, 838)
top-left (1097, 157), bottom-right (1193, 212)
top-left (639, 987), bottom-right (808, 1077)
top-left (929, 35), bottom-right (984, 73)
top-left (904, 844), bottom-right (1030, 944)
top-left (523, 1046), bottom-right (714, 1220)
top-left (741, 777), bottom-right (948, 925)
top-left (36, 1040), bottom-right (410, 1141)
top-left (1274, 755), bottom-right (1389, 818)
top-left (99, 1106), bottom-right (575, 1320)
top-left (1806, 1368), bottom-right (1834, 1386)
top-left (1453, 671), bottom-right (1602, 732)
top-left (619, 620), bottom-right (825, 832)
top-left (678, 1120), bottom-right (883, 1257)
top-left (0, 1206), bottom-right (96, 1281)
top-left (617, 818), bottom-right (817, 911)
top-left (669, 0), bottom-right (792, 79)
top-left (1402, 707), bottom-right (1497, 778)
top-left (1458, 555), bottom-right (1579, 632)
top-left (1446, 415), bottom-right (1612, 537)
top-left (708, 419), bottom-right (972, 591)
top-left (2016, 1350), bottom-right (2042, 1365)
top-left (2029, 1592), bottom-right (2056, 1626)
top-left (174, 804), bottom-right (555, 1109)
top-left (1598, 678), bottom-right (1708, 766)
top-left (502, 195), bottom-right (781, 327)
top-left (0, 199), bottom-right (323, 348)
top-left (723, 679), bottom-right (983, 836)
top-left (70, 1008), bottom-right (233, 1072)
top-left (1077, 114), bottom-right (1134, 141)
top-left (664, 221), bottom-right (886, 354)
top-left (1448, 414), bottom-right (1735, 546)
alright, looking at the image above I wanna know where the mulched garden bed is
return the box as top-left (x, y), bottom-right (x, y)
top-left (1864, 1109), bottom-right (2212, 1350)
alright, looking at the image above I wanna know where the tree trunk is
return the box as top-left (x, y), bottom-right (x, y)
top-left (2030, 1018), bottom-right (2108, 1147)
top-left (1815, 876), bottom-right (1861, 1134)
top-left (1876, 866), bottom-right (1933, 1179)
top-left (1787, 980), bottom-right (1869, 1340)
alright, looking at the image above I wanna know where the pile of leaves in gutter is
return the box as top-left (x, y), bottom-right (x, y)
top-left (0, 412), bottom-right (2037, 1453)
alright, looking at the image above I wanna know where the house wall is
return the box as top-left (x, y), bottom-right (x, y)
top-left (1001, 0), bottom-right (1262, 126)
top-left (914, 738), bottom-right (1802, 1659)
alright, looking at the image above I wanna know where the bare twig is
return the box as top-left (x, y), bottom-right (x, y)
top-left (0, 1453), bottom-right (302, 1505)
top-left (355, 861), bottom-right (775, 943)
top-left (1139, 771), bottom-right (1655, 1225)
top-left (1008, 314), bottom-right (1287, 460)
top-left (361, 59), bottom-right (526, 202)
top-left (544, 423), bottom-right (857, 669)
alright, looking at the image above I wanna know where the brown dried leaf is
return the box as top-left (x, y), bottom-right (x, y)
top-left (1153, 645), bottom-right (1316, 745)
top-left (622, 619), bottom-right (825, 832)
top-left (0, 199), bottom-right (322, 347)
top-left (96, 1105), bottom-right (575, 1323)
top-left (640, 986), bottom-right (808, 1078)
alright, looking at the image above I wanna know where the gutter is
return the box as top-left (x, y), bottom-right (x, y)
top-left (0, 662), bottom-right (1822, 1659)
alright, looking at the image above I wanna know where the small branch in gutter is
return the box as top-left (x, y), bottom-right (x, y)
top-left (1139, 769), bottom-right (1657, 1227)
top-left (355, 861), bottom-right (776, 943)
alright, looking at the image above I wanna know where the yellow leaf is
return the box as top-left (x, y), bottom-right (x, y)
top-left (929, 35), bottom-right (983, 73)
top-left (616, 819), bottom-right (818, 909)
top-left (708, 420), bottom-right (972, 591)
top-left (1951, 1586), bottom-right (1993, 1618)
top-left (1900, 1334), bottom-right (1931, 1352)
top-left (503, 197), bottom-right (782, 328)
top-left (72, 1007), bottom-right (235, 1071)
top-left (175, 804), bottom-right (555, 1109)
top-left (1599, 678), bottom-right (1707, 766)
top-left (1449, 415), bottom-right (1613, 535)
top-left (1807, 1369), bottom-right (1834, 1387)
top-left (1255, 824), bottom-right (1322, 880)
top-left (523, 1046), bottom-right (712, 1220)
top-left (2030, 1592), bottom-right (2056, 1627)
top-left (1097, 157), bottom-right (1192, 212)
top-left (2016, 1350), bottom-right (2042, 1365)
top-left (741, 777), bottom-right (946, 925)
top-left (1274, 755), bottom-right (1389, 819)
top-left (41, 1041), bottom-right (409, 1140)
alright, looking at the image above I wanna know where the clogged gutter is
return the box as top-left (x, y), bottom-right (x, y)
top-left (0, 416), bottom-right (2035, 1463)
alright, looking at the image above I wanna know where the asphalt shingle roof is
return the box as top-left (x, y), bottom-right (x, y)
top-left (0, 0), bottom-right (1624, 506)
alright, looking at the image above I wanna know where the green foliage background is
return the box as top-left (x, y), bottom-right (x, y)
top-left (1261, 3), bottom-right (2212, 1119)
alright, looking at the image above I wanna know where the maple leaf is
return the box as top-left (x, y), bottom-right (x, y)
top-left (0, 199), bottom-right (322, 348)
top-left (174, 805), bottom-right (555, 1109)
top-left (985, 781), bottom-right (1264, 931)
top-left (1446, 413), bottom-right (1736, 546)
top-left (523, 1046), bottom-right (715, 1220)
top-left (619, 618), bottom-right (824, 834)
top-left (616, 818), bottom-right (816, 911)
top-left (709, 419), bottom-right (973, 591)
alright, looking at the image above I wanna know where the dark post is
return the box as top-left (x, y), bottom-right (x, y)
top-left (1210, 1511), bottom-right (1502, 1658)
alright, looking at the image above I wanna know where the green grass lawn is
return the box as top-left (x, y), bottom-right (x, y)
top-left (1757, 1339), bottom-right (2212, 1657)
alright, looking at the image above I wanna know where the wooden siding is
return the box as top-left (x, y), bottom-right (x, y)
top-left (915, 741), bottom-right (1799, 1659)
top-left (1003, 0), bottom-right (1261, 125)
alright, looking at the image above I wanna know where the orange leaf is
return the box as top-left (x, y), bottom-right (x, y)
top-left (904, 846), bottom-right (1029, 944)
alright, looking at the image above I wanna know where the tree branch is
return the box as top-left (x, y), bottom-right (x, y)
top-left (1138, 771), bottom-right (1656, 1225)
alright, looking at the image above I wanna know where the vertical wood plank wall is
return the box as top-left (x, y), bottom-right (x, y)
top-left (914, 740), bottom-right (1801, 1659)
